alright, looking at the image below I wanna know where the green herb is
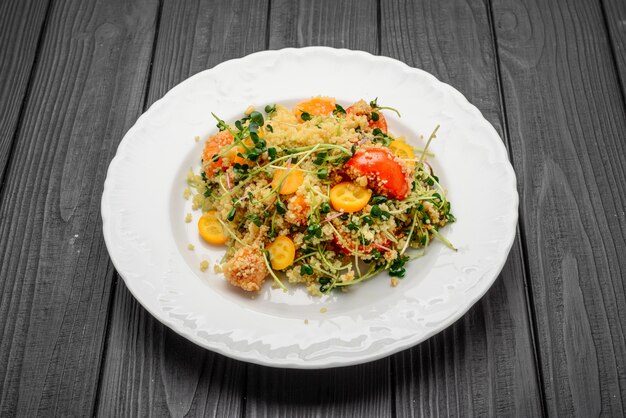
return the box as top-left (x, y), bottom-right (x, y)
top-left (249, 111), bottom-right (264, 126)
top-left (362, 215), bottom-right (374, 225)
top-left (300, 111), bottom-right (312, 121)
top-left (265, 104), bottom-right (276, 114)
top-left (371, 195), bottom-right (387, 204)
top-left (300, 264), bottom-right (314, 275)
top-left (227, 207), bottom-right (236, 221)
top-left (333, 104), bottom-right (346, 115)
top-left (346, 222), bottom-right (359, 231)
top-left (369, 98), bottom-right (402, 117)
top-left (317, 168), bottom-right (328, 179)
top-left (320, 202), bottom-right (331, 214)
top-left (389, 255), bottom-right (409, 277)
top-left (380, 211), bottom-right (391, 221)
top-left (370, 205), bottom-right (382, 218)
top-left (267, 147), bottom-right (277, 160)
top-left (247, 213), bottom-right (262, 227)
top-left (276, 200), bottom-right (287, 214)
top-left (305, 223), bottom-right (322, 240)
top-left (266, 124), bottom-right (273, 133)
top-left (371, 111), bottom-right (379, 121)
top-left (313, 152), bottom-right (327, 165)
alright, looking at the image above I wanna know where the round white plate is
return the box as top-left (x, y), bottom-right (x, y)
top-left (102, 47), bottom-right (518, 368)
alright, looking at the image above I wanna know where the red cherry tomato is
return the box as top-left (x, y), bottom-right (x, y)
top-left (346, 105), bottom-right (388, 134)
top-left (344, 147), bottom-right (410, 200)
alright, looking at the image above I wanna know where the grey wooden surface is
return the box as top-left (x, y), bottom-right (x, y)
top-left (0, 0), bottom-right (624, 416)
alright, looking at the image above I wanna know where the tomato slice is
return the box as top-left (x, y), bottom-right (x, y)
top-left (272, 168), bottom-right (305, 195)
top-left (329, 182), bottom-right (372, 213)
top-left (344, 147), bottom-right (410, 200)
top-left (293, 97), bottom-right (336, 122)
top-left (388, 140), bottom-right (416, 167)
top-left (198, 211), bottom-right (227, 245)
top-left (267, 236), bottom-right (296, 270)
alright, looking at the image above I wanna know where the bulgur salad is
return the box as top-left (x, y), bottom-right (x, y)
top-left (186, 97), bottom-right (455, 295)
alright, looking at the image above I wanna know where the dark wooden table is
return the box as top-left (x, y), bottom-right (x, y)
top-left (1, 0), bottom-right (625, 416)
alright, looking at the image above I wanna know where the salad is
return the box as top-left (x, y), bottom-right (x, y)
top-left (186, 96), bottom-right (455, 294)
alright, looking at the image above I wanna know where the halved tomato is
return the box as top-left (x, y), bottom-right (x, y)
top-left (344, 147), bottom-right (410, 200)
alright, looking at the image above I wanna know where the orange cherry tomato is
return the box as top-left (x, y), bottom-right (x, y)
top-left (267, 236), bottom-right (296, 270)
top-left (329, 182), bottom-right (372, 213)
top-left (272, 168), bottom-right (305, 194)
top-left (293, 97), bottom-right (336, 122)
top-left (344, 147), bottom-right (410, 200)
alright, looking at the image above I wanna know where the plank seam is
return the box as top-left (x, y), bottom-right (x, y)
top-left (0, 0), bottom-right (54, 200)
top-left (91, 0), bottom-right (164, 415)
top-left (142, 0), bottom-right (164, 112)
top-left (265, 0), bottom-right (271, 50)
top-left (485, 1), bottom-right (549, 416)
top-left (598, 0), bottom-right (626, 112)
top-left (376, 0), bottom-right (381, 55)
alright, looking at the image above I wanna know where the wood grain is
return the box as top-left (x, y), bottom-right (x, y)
top-left (241, 2), bottom-right (392, 417)
top-left (0, 0), bottom-right (50, 185)
top-left (492, 0), bottom-right (626, 415)
top-left (381, 1), bottom-right (543, 416)
top-left (268, 0), bottom-right (378, 50)
top-left (602, 0), bottom-right (626, 97)
top-left (95, 0), bottom-right (269, 416)
top-left (0, 0), bottom-right (159, 416)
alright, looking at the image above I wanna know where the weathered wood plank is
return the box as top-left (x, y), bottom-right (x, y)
top-left (95, 0), bottom-right (269, 416)
top-left (242, 1), bottom-right (393, 418)
top-left (0, 0), bottom-right (159, 416)
top-left (602, 0), bottom-right (626, 96)
top-left (0, 0), bottom-right (50, 185)
top-left (492, 0), bottom-right (626, 415)
top-left (268, 0), bottom-right (378, 50)
top-left (381, 0), bottom-right (543, 416)
top-left (246, 359), bottom-right (392, 418)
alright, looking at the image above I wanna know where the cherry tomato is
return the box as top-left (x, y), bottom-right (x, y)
top-left (267, 236), bottom-right (296, 270)
top-left (344, 147), bottom-right (410, 200)
top-left (198, 211), bottom-right (227, 245)
top-left (272, 168), bottom-right (305, 195)
top-left (329, 182), bottom-right (372, 213)
top-left (293, 97), bottom-right (336, 122)
top-left (388, 140), bottom-right (416, 167)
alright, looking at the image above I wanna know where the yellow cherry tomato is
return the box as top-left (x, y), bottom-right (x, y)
top-left (389, 140), bottom-right (416, 167)
top-left (272, 168), bottom-right (304, 195)
top-left (329, 182), bottom-right (372, 213)
top-left (198, 211), bottom-right (227, 245)
top-left (267, 236), bottom-right (296, 270)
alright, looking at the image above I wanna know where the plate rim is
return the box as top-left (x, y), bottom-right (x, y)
top-left (101, 46), bottom-right (519, 369)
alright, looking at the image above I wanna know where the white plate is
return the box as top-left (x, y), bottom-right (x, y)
top-left (101, 47), bottom-right (518, 368)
